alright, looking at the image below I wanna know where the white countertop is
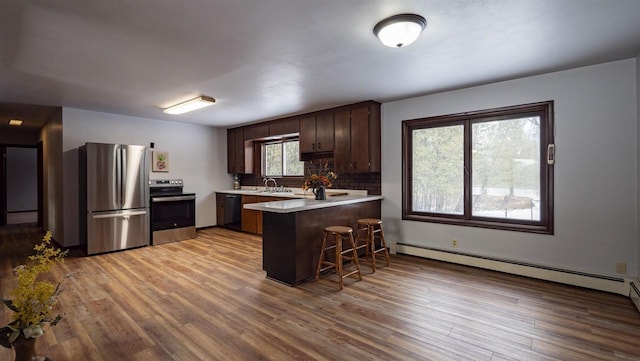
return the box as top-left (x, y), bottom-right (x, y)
top-left (216, 189), bottom-right (305, 198)
top-left (243, 195), bottom-right (384, 213)
top-left (215, 187), bottom-right (367, 199)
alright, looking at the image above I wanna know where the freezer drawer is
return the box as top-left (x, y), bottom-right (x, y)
top-left (87, 209), bottom-right (149, 255)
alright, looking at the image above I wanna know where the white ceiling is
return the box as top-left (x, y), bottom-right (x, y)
top-left (1, 0), bottom-right (640, 130)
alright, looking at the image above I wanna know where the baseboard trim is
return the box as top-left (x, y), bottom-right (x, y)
top-left (196, 225), bottom-right (217, 231)
top-left (396, 243), bottom-right (630, 296)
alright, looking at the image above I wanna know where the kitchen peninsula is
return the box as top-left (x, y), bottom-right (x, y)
top-left (244, 195), bottom-right (383, 285)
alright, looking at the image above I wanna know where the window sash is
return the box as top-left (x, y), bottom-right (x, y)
top-left (402, 101), bottom-right (554, 234)
top-left (263, 140), bottom-right (304, 177)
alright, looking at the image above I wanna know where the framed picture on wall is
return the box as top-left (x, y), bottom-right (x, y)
top-left (152, 151), bottom-right (169, 172)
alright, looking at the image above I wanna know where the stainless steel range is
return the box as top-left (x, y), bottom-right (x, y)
top-left (149, 179), bottom-right (196, 245)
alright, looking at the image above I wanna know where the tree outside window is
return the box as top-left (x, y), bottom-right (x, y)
top-left (264, 140), bottom-right (304, 177)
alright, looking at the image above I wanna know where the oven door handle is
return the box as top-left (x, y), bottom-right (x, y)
top-left (152, 195), bottom-right (196, 202)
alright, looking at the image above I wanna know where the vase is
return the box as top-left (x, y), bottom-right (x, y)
top-left (12, 336), bottom-right (49, 361)
top-left (313, 186), bottom-right (326, 200)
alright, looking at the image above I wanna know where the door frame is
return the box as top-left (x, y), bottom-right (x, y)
top-left (1, 145), bottom-right (5, 226)
top-left (37, 141), bottom-right (43, 227)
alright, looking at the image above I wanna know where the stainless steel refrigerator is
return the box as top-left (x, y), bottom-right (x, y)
top-left (80, 142), bottom-right (149, 255)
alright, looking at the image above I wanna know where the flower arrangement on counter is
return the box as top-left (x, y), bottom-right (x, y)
top-left (302, 161), bottom-right (337, 191)
top-left (1, 231), bottom-right (69, 349)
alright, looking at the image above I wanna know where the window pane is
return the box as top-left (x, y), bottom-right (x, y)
top-left (412, 125), bottom-right (464, 214)
top-left (283, 141), bottom-right (304, 176)
top-left (472, 117), bottom-right (540, 221)
top-left (265, 143), bottom-right (282, 176)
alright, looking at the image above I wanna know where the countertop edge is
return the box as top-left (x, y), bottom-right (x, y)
top-left (215, 188), bottom-right (368, 199)
top-left (244, 195), bottom-right (384, 213)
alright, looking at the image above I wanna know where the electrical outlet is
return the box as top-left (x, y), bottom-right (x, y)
top-left (452, 239), bottom-right (458, 248)
top-left (616, 262), bottom-right (627, 274)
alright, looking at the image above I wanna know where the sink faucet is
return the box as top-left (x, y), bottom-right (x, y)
top-left (263, 177), bottom-right (277, 191)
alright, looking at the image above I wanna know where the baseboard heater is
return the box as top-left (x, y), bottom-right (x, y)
top-left (395, 243), bottom-right (630, 296)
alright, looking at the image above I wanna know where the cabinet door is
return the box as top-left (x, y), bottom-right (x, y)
top-left (269, 118), bottom-right (299, 137)
top-left (333, 110), bottom-right (351, 172)
top-left (350, 106), bottom-right (371, 172)
top-left (299, 116), bottom-right (317, 153)
top-left (227, 128), bottom-right (254, 174)
top-left (216, 194), bottom-right (225, 226)
top-left (241, 195), bottom-right (259, 233)
top-left (227, 129), bottom-right (234, 173)
top-left (315, 113), bottom-right (334, 152)
top-left (227, 128), bottom-right (243, 173)
top-left (367, 102), bottom-right (381, 172)
top-left (244, 124), bottom-right (269, 140)
top-left (236, 130), bottom-right (246, 173)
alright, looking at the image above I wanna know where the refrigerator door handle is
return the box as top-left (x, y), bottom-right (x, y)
top-left (116, 144), bottom-right (123, 207)
top-left (92, 210), bottom-right (147, 219)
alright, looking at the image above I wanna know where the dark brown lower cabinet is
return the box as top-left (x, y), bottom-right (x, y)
top-left (216, 194), bottom-right (225, 226)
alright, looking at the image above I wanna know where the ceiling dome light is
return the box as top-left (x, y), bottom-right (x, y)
top-left (373, 13), bottom-right (427, 48)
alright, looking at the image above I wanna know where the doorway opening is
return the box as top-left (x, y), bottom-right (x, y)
top-left (1, 145), bottom-right (39, 226)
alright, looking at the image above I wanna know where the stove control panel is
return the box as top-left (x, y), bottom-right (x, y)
top-left (150, 179), bottom-right (183, 187)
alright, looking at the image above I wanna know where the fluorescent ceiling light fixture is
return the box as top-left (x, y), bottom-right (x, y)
top-left (163, 95), bottom-right (216, 115)
top-left (373, 13), bottom-right (427, 48)
top-left (9, 119), bottom-right (23, 126)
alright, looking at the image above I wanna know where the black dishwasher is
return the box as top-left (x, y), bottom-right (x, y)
top-left (224, 194), bottom-right (242, 231)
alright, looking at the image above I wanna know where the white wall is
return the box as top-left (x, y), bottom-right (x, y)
top-left (382, 59), bottom-right (638, 279)
top-left (636, 51), bottom-right (640, 278)
top-left (62, 108), bottom-right (229, 247)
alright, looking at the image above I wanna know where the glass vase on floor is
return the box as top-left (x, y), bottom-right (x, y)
top-left (12, 336), bottom-right (49, 361)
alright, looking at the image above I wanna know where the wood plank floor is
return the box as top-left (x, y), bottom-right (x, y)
top-left (1, 225), bottom-right (640, 360)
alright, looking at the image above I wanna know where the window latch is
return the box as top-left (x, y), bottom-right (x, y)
top-left (547, 144), bottom-right (555, 165)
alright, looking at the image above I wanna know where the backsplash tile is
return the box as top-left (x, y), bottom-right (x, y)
top-left (239, 160), bottom-right (381, 195)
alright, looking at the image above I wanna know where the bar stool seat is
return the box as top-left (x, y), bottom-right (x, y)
top-left (354, 218), bottom-right (390, 272)
top-left (315, 226), bottom-right (362, 290)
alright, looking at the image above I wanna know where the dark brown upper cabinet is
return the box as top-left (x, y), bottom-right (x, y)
top-left (243, 124), bottom-right (269, 140)
top-left (299, 112), bottom-right (334, 160)
top-left (243, 119), bottom-right (300, 142)
top-left (227, 128), bottom-right (254, 174)
top-left (226, 100), bottom-right (380, 174)
top-left (268, 118), bottom-right (299, 137)
top-left (334, 102), bottom-right (381, 172)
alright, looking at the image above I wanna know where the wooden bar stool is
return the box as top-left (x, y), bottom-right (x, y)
top-left (354, 218), bottom-right (390, 272)
top-left (315, 226), bottom-right (362, 290)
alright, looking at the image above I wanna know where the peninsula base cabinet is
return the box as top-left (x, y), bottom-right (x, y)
top-left (262, 200), bottom-right (382, 286)
top-left (241, 195), bottom-right (288, 234)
